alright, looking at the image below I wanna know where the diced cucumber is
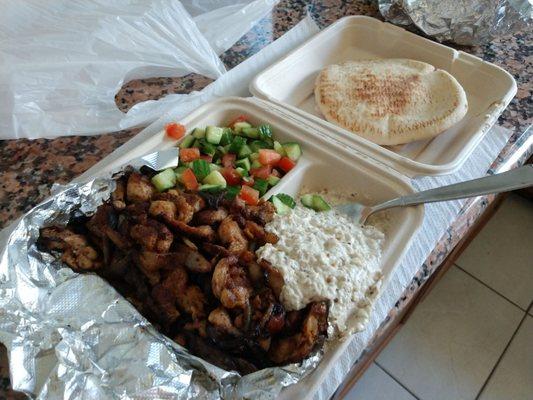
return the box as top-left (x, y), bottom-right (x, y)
top-left (199, 184), bottom-right (224, 193)
top-left (192, 139), bottom-right (202, 148)
top-left (202, 170), bottom-right (227, 188)
top-left (201, 141), bottom-right (217, 157)
top-left (250, 140), bottom-right (271, 152)
top-left (300, 194), bottom-right (314, 208)
top-left (249, 152), bottom-right (260, 162)
top-left (217, 146), bottom-right (228, 156)
top-left (209, 163), bottom-right (221, 172)
top-left (192, 159), bottom-right (210, 181)
top-left (179, 161), bottom-right (193, 169)
top-left (192, 127), bottom-right (205, 139)
top-left (241, 127), bottom-right (259, 139)
top-left (312, 195), bottom-right (331, 211)
top-left (276, 193), bottom-right (296, 208)
top-left (258, 124), bottom-right (273, 141)
top-left (251, 160), bottom-right (262, 169)
top-left (233, 121), bottom-right (252, 133)
top-left (235, 158), bottom-right (251, 171)
top-left (235, 167), bottom-right (249, 177)
top-left (283, 142), bottom-right (302, 161)
top-left (273, 141), bottom-right (286, 156)
top-left (267, 175), bottom-right (280, 186)
top-left (225, 185), bottom-right (240, 200)
top-left (229, 136), bottom-right (246, 154)
top-left (174, 166), bottom-right (188, 183)
top-left (253, 179), bottom-right (269, 196)
top-left (300, 194), bottom-right (331, 212)
top-left (238, 144), bottom-right (252, 159)
top-left (205, 126), bottom-right (224, 145)
top-left (220, 128), bottom-right (233, 145)
top-left (151, 168), bottom-right (176, 192)
top-left (179, 135), bottom-right (195, 149)
top-left (272, 196), bottom-right (292, 215)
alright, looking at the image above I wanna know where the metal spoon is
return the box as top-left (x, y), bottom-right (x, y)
top-left (336, 164), bottom-right (533, 224)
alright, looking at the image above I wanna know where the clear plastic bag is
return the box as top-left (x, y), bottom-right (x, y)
top-left (0, 0), bottom-right (277, 139)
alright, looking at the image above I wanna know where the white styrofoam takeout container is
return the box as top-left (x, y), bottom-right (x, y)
top-left (94, 96), bottom-right (424, 399)
top-left (66, 15), bottom-right (515, 399)
top-left (250, 16), bottom-right (517, 177)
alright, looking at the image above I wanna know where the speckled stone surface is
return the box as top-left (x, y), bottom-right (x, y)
top-left (0, 1), bottom-right (531, 397)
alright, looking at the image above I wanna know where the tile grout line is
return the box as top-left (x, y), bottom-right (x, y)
top-left (454, 264), bottom-right (528, 312)
top-left (374, 361), bottom-right (421, 400)
top-left (474, 311), bottom-right (529, 400)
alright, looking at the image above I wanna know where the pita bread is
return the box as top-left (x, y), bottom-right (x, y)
top-left (314, 59), bottom-right (468, 145)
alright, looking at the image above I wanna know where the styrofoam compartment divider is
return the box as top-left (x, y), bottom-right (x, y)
top-left (250, 16), bottom-right (516, 177)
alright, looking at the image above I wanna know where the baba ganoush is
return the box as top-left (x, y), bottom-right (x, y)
top-left (256, 203), bottom-right (384, 337)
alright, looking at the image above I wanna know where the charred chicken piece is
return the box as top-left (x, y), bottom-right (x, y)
top-left (212, 257), bottom-right (252, 309)
top-left (243, 220), bottom-right (278, 245)
top-left (208, 307), bottom-right (241, 336)
top-left (127, 172), bottom-right (155, 203)
top-left (130, 219), bottom-right (173, 253)
top-left (151, 266), bottom-right (188, 325)
top-left (268, 302), bottom-right (328, 364)
top-left (177, 285), bottom-right (206, 320)
top-left (151, 191), bottom-right (195, 223)
top-left (111, 176), bottom-right (127, 210)
top-left (246, 200), bottom-right (276, 225)
top-left (169, 220), bottom-right (216, 242)
top-left (259, 260), bottom-right (284, 299)
top-left (86, 204), bottom-right (130, 251)
top-left (218, 217), bottom-right (248, 254)
top-left (135, 246), bottom-right (211, 283)
top-left (39, 226), bottom-right (101, 271)
top-left (194, 208), bottom-right (228, 225)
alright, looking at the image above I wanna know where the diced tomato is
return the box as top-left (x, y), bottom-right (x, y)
top-left (238, 185), bottom-right (259, 206)
top-left (258, 149), bottom-right (282, 166)
top-left (181, 168), bottom-right (198, 190)
top-left (277, 156), bottom-right (296, 173)
top-left (250, 165), bottom-right (272, 180)
top-left (165, 122), bottom-right (186, 140)
top-left (228, 114), bottom-right (248, 128)
top-left (180, 148), bottom-right (200, 162)
top-left (271, 168), bottom-right (281, 178)
top-left (200, 154), bottom-right (213, 163)
top-left (242, 177), bottom-right (255, 187)
top-left (220, 167), bottom-right (241, 186)
top-left (222, 153), bottom-right (236, 168)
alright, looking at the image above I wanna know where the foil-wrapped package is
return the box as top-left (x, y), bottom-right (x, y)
top-left (378, 0), bottom-right (532, 45)
top-left (0, 175), bottom-right (322, 399)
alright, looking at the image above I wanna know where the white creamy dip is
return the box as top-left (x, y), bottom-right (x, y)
top-left (256, 205), bottom-right (384, 337)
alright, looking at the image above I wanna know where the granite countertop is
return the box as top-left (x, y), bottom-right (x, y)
top-left (0, 0), bottom-right (531, 397)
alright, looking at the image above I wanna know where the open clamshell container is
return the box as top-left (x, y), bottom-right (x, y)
top-left (55, 16), bottom-right (515, 399)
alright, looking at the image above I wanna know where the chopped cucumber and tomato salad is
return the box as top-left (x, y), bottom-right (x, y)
top-left (155, 117), bottom-right (302, 207)
top-left (159, 119), bottom-right (329, 214)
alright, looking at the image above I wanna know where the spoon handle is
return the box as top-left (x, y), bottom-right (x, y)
top-left (371, 164), bottom-right (533, 213)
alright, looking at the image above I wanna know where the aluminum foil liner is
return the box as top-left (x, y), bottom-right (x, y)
top-left (0, 174), bottom-right (322, 399)
top-left (378, 0), bottom-right (532, 45)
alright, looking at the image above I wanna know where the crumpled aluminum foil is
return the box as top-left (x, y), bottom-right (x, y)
top-left (378, 0), bottom-right (532, 45)
top-left (0, 174), bottom-right (322, 399)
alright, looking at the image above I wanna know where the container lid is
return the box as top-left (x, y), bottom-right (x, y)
top-left (249, 16), bottom-right (516, 178)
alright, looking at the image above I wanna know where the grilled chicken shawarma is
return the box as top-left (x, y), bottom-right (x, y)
top-left (38, 169), bottom-right (327, 374)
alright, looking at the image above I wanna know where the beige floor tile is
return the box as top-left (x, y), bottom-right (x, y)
top-left (456, 194), bottom-right (533, 309)
top-left (377, 267), bottom-right (523, 400)
top-left (479, 315), bottom-right (533, 400)
top-left (343, 363), bottom-right (416, 400)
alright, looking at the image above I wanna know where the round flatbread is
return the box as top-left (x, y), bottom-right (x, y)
top-left (314, 59), bottom-right (468, 145)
